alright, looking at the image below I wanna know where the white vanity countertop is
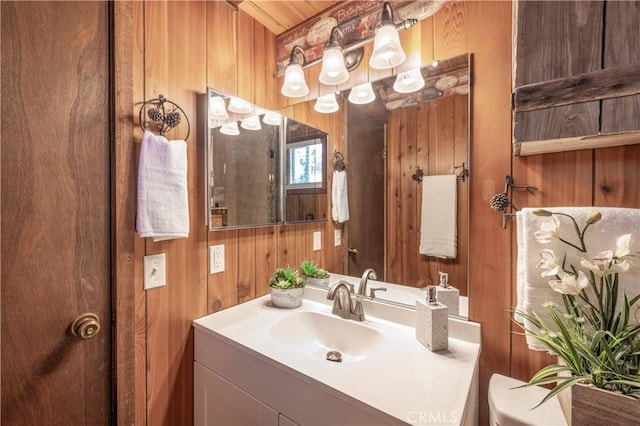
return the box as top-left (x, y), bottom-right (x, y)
top-left (194, 288), bottom-right (481, 425)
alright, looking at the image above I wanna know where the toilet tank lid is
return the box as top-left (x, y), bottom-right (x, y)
top-left (488, 374), bottom-right (567, 426)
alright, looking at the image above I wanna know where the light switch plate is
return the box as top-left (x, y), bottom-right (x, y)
top-left (334, 229), bottom-right (341, 246)
top-left (210, 245), bottom-right (225, 274)
top-left (144, 253), bottom-right (166, 290)
top-left (313, 231), bottom-right (321, 251)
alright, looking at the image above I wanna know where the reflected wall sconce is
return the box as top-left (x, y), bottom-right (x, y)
top-left (281, 45), bottom-right (310, 98)
top-left (220, 121), bottom-right (240, 136)
top-left (280, 1), bottom-right (417, 102)
top-left (228, 97), bottom-right (252, 114)
top-left (209, 96), bottom-right (229, 120)
top-left (348, 82), bottom-right (376, 104)
top-left (393, 68), bottom-right (425, 93)
top-left (314, 92), bottom-right (339, 114)
top-left (241, 115), bottom-right (262, 131)
top-left (262, 111), bottom-right (281, 126)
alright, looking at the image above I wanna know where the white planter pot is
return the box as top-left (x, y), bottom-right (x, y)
top-left (269, 287), bottom-right (304, 309)
top-left (304, 276), bottom-right (330, 288)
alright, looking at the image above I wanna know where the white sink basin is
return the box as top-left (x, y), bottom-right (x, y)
top-left (269, 311), bottom-right (384, 361)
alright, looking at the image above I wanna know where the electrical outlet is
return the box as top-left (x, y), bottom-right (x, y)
top-left (334, 229), bottom-right (341, 246)
top-left (210, 245), bottom-right (225, 274)
top-left (313, 231), bottom-right (321, 251)
top-left (144, 253), bottom-right (166, 290)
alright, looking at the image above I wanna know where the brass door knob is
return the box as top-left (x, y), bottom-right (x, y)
top-left (348, 248), bottom-right (359, 256)
top-left (70, 313), bottom-right (101, 340)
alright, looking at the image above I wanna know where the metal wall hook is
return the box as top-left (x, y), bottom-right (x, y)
top-left (507, 175), bottom-right (537, 194)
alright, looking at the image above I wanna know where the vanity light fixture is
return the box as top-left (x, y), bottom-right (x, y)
top-left (241, 115), bottom-right (262, 131)
top-left (262, 111), bottom-right (281, 126)
top-left (348, 82), bottom-right (376, 104)
top-left (209, 95), bottom-right (229, 120)
top-left (220, 121), bottom-right (240, 136)
top-left (370, 1), bottom-right (407, 70)
top-left (228, 97), bottom-right (252, 114)
top-left (393, 68), bottom-right (425, 94)
top-left (281, 45), bottom-right (310, 98)
top-left (314, 92), bottom-right (339, 114)
top-left (319, 27), bottom-right (349, 85)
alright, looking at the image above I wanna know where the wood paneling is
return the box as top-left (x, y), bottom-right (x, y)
top-left (239, 0), bottom-right (339, 35)
top-left (207, 1), bottom-right (237, 94)
top-left (141, 2), bottom-right (208, 425)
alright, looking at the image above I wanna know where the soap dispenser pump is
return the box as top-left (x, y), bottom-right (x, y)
top-left (416, 286), bottom-right (448, 351)
top-left (436, 271), bottom-right (459, 316)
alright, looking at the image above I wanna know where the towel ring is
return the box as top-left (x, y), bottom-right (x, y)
top-left (138, 94), bottom-right (191, 141)
top-left (334, 151), bottom-right (346, 171)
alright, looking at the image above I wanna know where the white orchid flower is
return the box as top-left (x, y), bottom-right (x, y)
top-left (547, 270), bottom-right (589, 296)
top-left (534, 216), bottom-right (561, 244)
top-left (536, 248), bottom-right (562, 277)
top-left (581, 248), bottom-right (631, 275)
top-left (614, 234), bottom-right (633, 259)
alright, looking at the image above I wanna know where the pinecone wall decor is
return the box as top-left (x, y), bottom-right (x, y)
top-left (138, 94), bottom-right (190, 140)
top-left (489, 192), bottom-right (509, 213)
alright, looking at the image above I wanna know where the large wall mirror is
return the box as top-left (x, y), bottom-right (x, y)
top-left (203, 89), bottom-right (329, 230)
top-left (300, 53), bottom-right (471, 317)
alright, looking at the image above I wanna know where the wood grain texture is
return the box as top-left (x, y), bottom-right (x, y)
top-left (513, 1), bottom-right (602, 144)
top-left (594, 145), bottom-right (640, 207)
top-left (513, 64), bottom-right (640, 112)
top-left (238, 228), bottom-right (257, 303)
top-left (237, 10), bottom-right (256, 102)
top-left (142, 2), bottom-right (208, 425)
top-left (601, 0), bottom-right (640, 133)
top-left (112, 1), bottom-right (137, 424)
top-left (131, 2), bottom-right (148, 425)
top-left (1, 2), bottom-right (111, 424)
top-left (464, 2), bottom-right (513, 424)
top-left (207, 0), bottom-right (237, 94)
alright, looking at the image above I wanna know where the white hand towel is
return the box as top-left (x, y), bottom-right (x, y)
top-left (419, 174), bottom-right (457, 259)
top-left (136, 131), bottom-right (189, 241)
top-left (516, 207), bottom-right (640, 351)
top-left (331, 170), bottom-right (349, 223)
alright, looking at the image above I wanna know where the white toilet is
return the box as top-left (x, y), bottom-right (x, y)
top-left (488, 374), bottom-right (567, 426)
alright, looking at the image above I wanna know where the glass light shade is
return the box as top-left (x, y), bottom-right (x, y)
top-left (281, 63), bottom-right (309, 98)
top-left (209, 96), bottom-right (228, 120)
top-left (393, 69), bottom-right (425, 93)
top-left (262, 111), bottom-right (281, 126)
top-left (241, 115), bottom-right (261, 131)
top-left (370, 24), bottom-right (406, 70)
top-left (314, 93), bottom-right (339, 114)
top-left (319, 46), bottom-right (349, 85)
top-left (219, 121), bottom-right (239, 136)
top-left (228, 98), bottom-right (252, 114)
top-left (348, 82), bottom-right (375, 104)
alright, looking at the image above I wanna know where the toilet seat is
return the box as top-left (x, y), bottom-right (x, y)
top-left (488, 374), bottom-right (567, 426)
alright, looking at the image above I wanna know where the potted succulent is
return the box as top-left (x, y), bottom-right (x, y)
top-left (268, 265), bottom-right (305, 309)
top-left (300, 260), bottom-right (330, 288)
top-left (515, 209), bottom-right (640, 424)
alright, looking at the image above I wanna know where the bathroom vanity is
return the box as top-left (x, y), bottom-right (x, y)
top-left (193, 284), bottom-right (480, 425)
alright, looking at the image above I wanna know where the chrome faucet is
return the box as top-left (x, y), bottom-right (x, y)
top-left (358, 268), bottom-right (378, 297)
top-left (326, 281), bottom-right (365, 321)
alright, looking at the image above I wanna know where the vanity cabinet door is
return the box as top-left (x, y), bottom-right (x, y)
top-left (194, 362), bottom-right (279, 426)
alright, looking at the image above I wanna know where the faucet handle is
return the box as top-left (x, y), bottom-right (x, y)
top-left (369, 287), bottom-right (387, 299)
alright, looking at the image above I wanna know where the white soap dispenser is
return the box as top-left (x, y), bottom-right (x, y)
top-left (416, 286), bottom-right (448, 351)
top-left (436, 271), bottom-right (459, 316)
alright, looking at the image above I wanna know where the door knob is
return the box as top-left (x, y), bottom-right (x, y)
top-left (70, 313), bottom-right (101, 340)
top-left (348, 248), bottom-right (359, 256)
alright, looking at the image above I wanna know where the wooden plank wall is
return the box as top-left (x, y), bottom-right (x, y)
top-left (385, 94), bottom-right (469, 294)
top-left (131, 2), bottom-right (345, 423)
top-left (510, 0), bottom-right (640, 392)
top-left (124, 1), bottom-right (640, 425)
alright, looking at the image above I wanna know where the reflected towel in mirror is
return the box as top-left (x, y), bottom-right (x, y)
top-left (419, 175), bottom-right (457, 259)
top-left (136, 131), bottom-right (189, 241)
top-left (331, 170), bottom-right (349, 223)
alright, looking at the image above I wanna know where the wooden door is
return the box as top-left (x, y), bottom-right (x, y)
top-left (346, 102), bottom-right (386, 277)
top-left (1, 2), bottom-right (111, 424)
